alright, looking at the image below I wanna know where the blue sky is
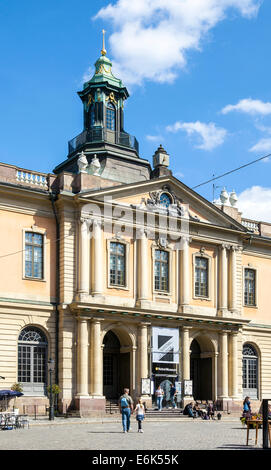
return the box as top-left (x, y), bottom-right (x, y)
top-left (1, 0), bottom-right (271, 220)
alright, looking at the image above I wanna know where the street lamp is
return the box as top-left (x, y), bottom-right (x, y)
top-left (48, 358), bottom-right (55, 421)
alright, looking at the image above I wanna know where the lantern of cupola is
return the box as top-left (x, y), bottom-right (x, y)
top-left (78, 30), bottom-right (129, 141)
top-left (53, 31), bottom-right (151, 184)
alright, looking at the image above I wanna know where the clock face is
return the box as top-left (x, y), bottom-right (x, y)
top-left (159, 193), bottom-right (172, 208)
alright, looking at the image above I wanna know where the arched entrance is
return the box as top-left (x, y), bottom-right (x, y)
top-left (190, 338), bottom-right (213, 400)
top-left (103, 330), bottom-right (130, 399)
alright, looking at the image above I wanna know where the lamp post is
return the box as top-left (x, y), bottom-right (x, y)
top-left (48, 358), bottom-right (55, 421)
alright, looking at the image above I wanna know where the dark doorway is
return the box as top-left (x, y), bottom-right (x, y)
top-left (190, 339), bottom-right (212, 400)
top-left (103, 331), bottom-right (130, 399)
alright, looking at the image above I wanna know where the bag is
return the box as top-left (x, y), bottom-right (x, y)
top-left (120, 396), bottom-right (129, 408)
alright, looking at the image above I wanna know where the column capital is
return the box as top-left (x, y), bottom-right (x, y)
top-left (91, 317), bottom-right (104, 323)
top-left (139, 321), bottom-right (151, 328)
top-left (76, 316), bottom-right (89, 322)
top-left (137, 227), bottom-right (151, 239)
top-left (92, 218), bottom-right (103, 228)
top-left (79, 216), bottom-right (93, 227)
top-left (231, 244), bottom-right (242, 252)
top-left (230, 330), bottom-right (239, 337)
top-left (181, 235), bottom-right (192, 244)
top-left (182, 325), bottom-right (192, 332)
top-left (219, 329), bottom-right (230, 335)
top-left (221, 243), bottom-right (231, 250)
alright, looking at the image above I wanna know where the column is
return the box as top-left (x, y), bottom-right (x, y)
top-left (78, 218), bottom-right (90, 294)
top-left (212, 352), bottom-right (219, 401)
top-left (230, 246), bottom-right (237, 312)
top-left (76, 318), bottom-right (89, 396)
top-left (229, 332), bottom-right (239, 399)
top-left (219, 244), bottom-right (228, 314)
top-left (138, 323), bottom-right (149, 394)
top-left (92, 220), bottom-right (103, 296)
top-left (219, 330), bottom-right (229, 399)
top-left (137, 230), bottom-right (149, 301)
top-left (130, 346), bottom-right (137, 397)
top-left (182, 327), bottom-right (190, 382)
top-left (90, 318), bottom-right (103, 396)
top-left (179, 236), bottom-right (190, 310)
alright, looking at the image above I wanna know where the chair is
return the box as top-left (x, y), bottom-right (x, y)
top-left (1, 413), bottom-right (16, 430)
top-left (16, 415), bottom-right (29, 429)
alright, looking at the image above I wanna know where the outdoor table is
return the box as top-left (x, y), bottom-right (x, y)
top-left (246, 419), bottom-right (271, 446)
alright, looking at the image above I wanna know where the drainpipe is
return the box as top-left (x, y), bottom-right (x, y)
top-left (49, 191), bottom-right (60, 386)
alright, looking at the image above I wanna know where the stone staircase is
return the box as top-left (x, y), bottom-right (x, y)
top-left (105, 400), bottom-right (119, 414)
top-left (145, 408), bottom-right (186, 419)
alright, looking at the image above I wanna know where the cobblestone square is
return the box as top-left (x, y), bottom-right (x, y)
top-left (0, 417), bottom-right (266, 451)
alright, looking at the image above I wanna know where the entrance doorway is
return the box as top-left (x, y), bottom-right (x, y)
top-left (190, 338), bottom-right (212, 400)
top-left (103, 330), bottom-right (130, 399)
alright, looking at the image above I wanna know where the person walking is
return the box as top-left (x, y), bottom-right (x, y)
top-left (155, 385), bottom-right (164, 411)
top-left (169, 383), bottom-right (177, 409)
top-left (119, 388), bottom-right (134, 433)
top-left (135, 398), bottom-right (145, 433)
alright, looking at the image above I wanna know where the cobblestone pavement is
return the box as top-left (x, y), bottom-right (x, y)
top-left (0, 417), bottom-right (265, 450)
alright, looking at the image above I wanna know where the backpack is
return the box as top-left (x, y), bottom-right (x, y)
top-left (120, 396), bottom-right (129, 408)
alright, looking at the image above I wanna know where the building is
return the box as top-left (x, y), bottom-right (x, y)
top-left (1, 43), bottom-right (271, 416)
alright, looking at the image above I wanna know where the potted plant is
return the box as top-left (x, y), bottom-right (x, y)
top-left (11, 382), bottom-right (23, 414)
top-left (47, 384), bottom-right (61, 415)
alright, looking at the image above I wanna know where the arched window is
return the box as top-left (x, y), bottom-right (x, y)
top-left (242, 344), bottom-right (258, 399)
top-left (106, 102), bottom-right (116, 131)
top-left (18, 327), bottom-right (48, 395)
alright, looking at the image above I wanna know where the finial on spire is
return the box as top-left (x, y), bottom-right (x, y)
top-left (101, 29), bottom-right (107, 56)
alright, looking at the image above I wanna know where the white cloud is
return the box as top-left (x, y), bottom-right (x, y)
top-left (93, 0), bottom-right (261, 86)
top-left (221, 98), bottom-right (271, 115)
top-left (175, 171), bottom-right (184, 179)
top-left (146, 135), bottom-right (164, 143)
top-left (238, 186), bottom-right (271, 222)
top-left (249, 138), bottom-right (271, 153)
top-left (166, 120), bottom-right (227, 150)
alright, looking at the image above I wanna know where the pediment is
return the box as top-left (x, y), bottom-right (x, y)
top-left (78, 176), bottom-right (245, 232)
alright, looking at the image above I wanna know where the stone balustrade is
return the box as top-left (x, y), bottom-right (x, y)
top-left (16, 170), bottom-right (48, 189)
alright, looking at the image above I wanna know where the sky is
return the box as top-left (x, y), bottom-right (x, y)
top-left (1, 0), bottom-right (271, 221)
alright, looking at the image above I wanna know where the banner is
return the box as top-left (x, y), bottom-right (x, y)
top-left (152, 327), bottom-right (179, 363)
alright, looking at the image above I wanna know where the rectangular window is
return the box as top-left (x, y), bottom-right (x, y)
top-left (25, 232), bottom-right (44, 279)
top-left (195, 256), bottom-right (208, 297)
top-left (154, 249), bottom-right (169, 292)
top-left (109, 242), bottom-right (126, 287)
top-left (244, 268), bottom-right (256, 306)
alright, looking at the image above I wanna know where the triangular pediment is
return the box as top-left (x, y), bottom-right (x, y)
top-left (77, 176), bottom-right (246, 232)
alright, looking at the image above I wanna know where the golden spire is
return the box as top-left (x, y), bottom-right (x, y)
top-left (101, 29), bottom-right (107, 56)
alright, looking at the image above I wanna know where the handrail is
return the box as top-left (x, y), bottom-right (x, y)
top-left (68, 128), bottom-right (139, 155)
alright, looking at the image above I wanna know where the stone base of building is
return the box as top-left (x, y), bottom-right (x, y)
top-left (74, 396), bottom-right (106, 416)
top-left (3, 396), bottom-right (50, 415)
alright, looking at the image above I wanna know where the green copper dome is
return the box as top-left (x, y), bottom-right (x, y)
top-left (84, 54), bottom-right (124, 89)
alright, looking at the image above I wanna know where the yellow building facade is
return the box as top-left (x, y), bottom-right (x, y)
top-left (1, 48), bottom-right (271, 416)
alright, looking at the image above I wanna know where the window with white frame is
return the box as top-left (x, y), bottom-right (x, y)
top-left (25, 232), bottom-right (44, 279)
top-left (109, 242), bottom-right (126, 287)
top-left (154, 249), bottom-right (169, 292)
top-left (18, 326), bottom-right (48, 395)
top-left (244, 268), bottom-right (256, 306)
top-left (242, 343), bottom-right (258, 399)
top-left (194, 256), bottom-right (208, 297)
